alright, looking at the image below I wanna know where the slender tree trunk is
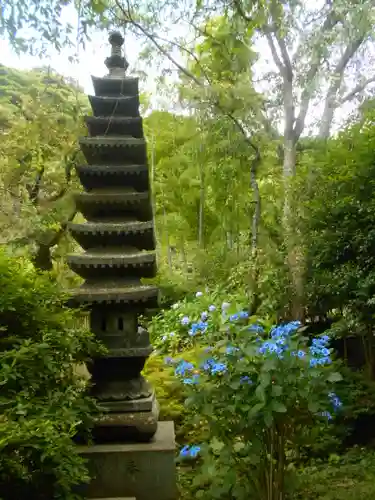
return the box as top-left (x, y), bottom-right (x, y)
top-left (283, 138), bottom-right (304, 320)
top-left (198, 144), bottom-right (205, 248)
top-left (33, 243), bottom-right (54, 271)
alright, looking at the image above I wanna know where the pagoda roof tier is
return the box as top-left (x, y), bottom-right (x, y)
top-left (69, 283), bottom-right (159, 306)
top-left (92, 75), bottom-right (139, 97)
top-left (85, 116), bottom-right (143, 138)
top-left (74, 191), bottom-right (152, 221)
top-left (68, 221), bottom-right (155, 251)
top-left (79, 137), bottom-right (147, 165)
top-left (67, 251), bottom-right (157, 280)
top-left (88, 95), bottom-right (140, 118)
top-left (75, 164), bottom-right (149, 192)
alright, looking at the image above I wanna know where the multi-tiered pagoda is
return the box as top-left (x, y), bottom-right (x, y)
top-left (68, 31), bottom-right (159, 443)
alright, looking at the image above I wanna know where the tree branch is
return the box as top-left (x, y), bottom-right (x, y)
top-left (275, 33), bottom-right (293, 81)
top-left (340, 76), bottom-right (375, 104)
top-left (293, 6), bottom-right (346, 140)
top-left (27, 166), bottom-right (45, 206)
top-left (265, 31), bottom-right (286, 75)
top-left (114, 0), bottom-right (202, 86)
top-left (232, 0), bottom-right (253, 23)
top-left (319, 35), bottom-right (365, 138)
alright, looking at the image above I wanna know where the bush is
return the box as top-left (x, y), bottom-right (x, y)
top-left (0, 250), bottom-right (100, 499)
top-left (148, 292), bottom-right (344, 500)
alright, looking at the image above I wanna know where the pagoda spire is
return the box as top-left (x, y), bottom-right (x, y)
top-left (68, 31), bottom-right (159, 443)
top-left (104, 30), bottom-right (129, 78)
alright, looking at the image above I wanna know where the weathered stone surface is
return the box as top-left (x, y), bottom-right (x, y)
top-left (86, 116), bottom-right (143, 138)
top-left (92, 396), bottom-right (159, 443)
top-left (93, 376), bottom-right (152, 402)
top-left (100, 392), bottom-right (155, 412)
top-left (78, 422), bottom-right (176, 500)
top-left (91, 75), bottom-right (139, 97)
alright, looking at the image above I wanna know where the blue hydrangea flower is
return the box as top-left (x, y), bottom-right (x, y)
top-left (189, 445), bottom-right (201, 457)
top-left (240, 375), bottom-right (253, 384)
top-left (297, 350), bottom-right (305, 358)
top-left (202, 358), bottom-right (215, 371)
top-left (309, 336), bottom-right (332, 367)
top-left (226, 346), bottom-right (239, 354)
top-left (181, 316), bottom-right (190, 326)
top-left (183, 374), bottom-right (200, 385)
top-left (248, 323), bottom-right (264, 334)
top-left (196, 291), bottom-right (203, 298)
top-left (202, 358), bottom-right (227, 375)
top-left (201, 311), bottom-right (208, 321)
top-left (180, 445), bottom-right (190, 457)
top-left (208, 305), bottom-right (216, 312)
top-left (175, 360), bottom-right (194, 376)
top-left (229, 313), bottom-right (239, 321)
top-left (329, 392), bottom-right (342, 410)
top-left (319, 411), bottom-right (333, 420)
top-left (270, 321), bottom-right (301, 339)
top-left (258, 341), bottom-right (284, 358)
top-left (180, 445), bottom-right (201, 458)
top-left (239, 311), bottom-right (249, 319)
top-left (211, 362), bottom-right (227, 374)
top-left (189, 321), bottom-right (208, 336)
top-left (164, 356), bottom-right (174, 365)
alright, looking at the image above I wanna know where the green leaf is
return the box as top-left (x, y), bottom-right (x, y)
top-left (262, 358), bottom-right (276, 372)
top-left (271, 400), bottom-right (287, 413)
top-left (230, 380), bottom-right (241, 390)
top-left (210, 437), bottom-right (225, 454)
top-left (308, 401), bottom-right (320, 413)
top-left (249, 402), bottom-right (265, 418)
top-left (264, 411), bottom-right (273, 427)
top-left (271, 385), bottom-right (283, 397)
top-left (328, 372), bottom-right (343, 383)
top-left (233, 441), bottom-right (246, 453)
top-left (259, 372), bottom-right (271, 388)
top-left (255, 384), bottom-right (266, 403)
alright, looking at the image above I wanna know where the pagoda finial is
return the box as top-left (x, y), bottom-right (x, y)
top-left (105, 30), bottom-right (129, 78)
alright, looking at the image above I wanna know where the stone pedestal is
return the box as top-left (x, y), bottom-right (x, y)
top-left (79, 422), bottom-right (176, 500)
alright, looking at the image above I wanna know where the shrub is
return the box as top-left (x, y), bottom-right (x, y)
top-left (0, 250), bottom-right (100, 499)
top-left (149, 292), bottom-right (344, 500)
top-left (147, 289), bottom-right (249, 353)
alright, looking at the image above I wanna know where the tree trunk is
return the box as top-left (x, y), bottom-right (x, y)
top-left (33, 243), bottom-right (54, 271)
top-left (198, 150), bottom-right (205, 248)
top-left (283, 138), bottom-right (304, 320)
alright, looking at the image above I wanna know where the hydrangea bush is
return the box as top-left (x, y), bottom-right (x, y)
top-left (149, 292), bottom-right (343, 500)
top-left (148, 290), bottom-right (249, 354)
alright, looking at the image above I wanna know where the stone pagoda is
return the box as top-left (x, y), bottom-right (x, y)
top-left (67, 32), bottom-right (175, 500)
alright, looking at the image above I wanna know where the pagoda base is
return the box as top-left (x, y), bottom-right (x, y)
top-left (78, 421), bottom-right (176, 500)
top-left (92, 396), bottom-right (159, 443)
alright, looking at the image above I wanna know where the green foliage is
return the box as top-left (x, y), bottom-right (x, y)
top-left (148, 289), bottom-right (249, 353)
top-left (148, 293), bottom-right (344, 500)
top-left (0, 249), bottom-right (100, 499)
top-left (144, 350), bottom-right (207, 446)
top-left (294, 449), bottom-right (375, 500)
top-left (0, 64), bottom-right (89, 276)
top-left (303, 112), bottom-right (375, 320)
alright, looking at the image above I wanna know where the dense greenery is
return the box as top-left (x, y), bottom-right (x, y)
top-left (0, 249), bottom-right (100, 499)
